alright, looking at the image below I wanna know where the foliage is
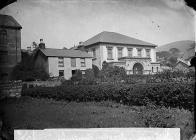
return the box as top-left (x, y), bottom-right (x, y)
top-left (22, 82), bottom-right (194, 111)
top-left (80, 69), bottom-right (97, 85)
top-left (11, 51), bottom-right (49, 81)
top-left (99, 61), bottom-right (126, 82)
top-left (141, 104), bottom-right (176, 127)
top-left (70, 69), bottom-right (82, 81)
top-left (92, 64), bottom-right (100, 78)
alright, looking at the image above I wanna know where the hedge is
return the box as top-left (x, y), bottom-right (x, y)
top-left (22, 82), bottom-right (194, 111)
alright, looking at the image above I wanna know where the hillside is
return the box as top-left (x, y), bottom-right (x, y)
top-left (156, 40), bottom-right (195, 66)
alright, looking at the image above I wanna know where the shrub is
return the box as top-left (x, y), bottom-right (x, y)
top-left (92, 65), bottom-right (100, 78)
top-left (22, 82), bottom-right (194, 111)
top-left (99, 61), bottom-right (127, 83)
top-left (71, 70), bottom-right (82, 81)
top-left (11, 51), bottom-right (49, 81)
top-left (79, 69), bottom-right (97, 85)
top-left (141, 105), bottom-right (176, 127)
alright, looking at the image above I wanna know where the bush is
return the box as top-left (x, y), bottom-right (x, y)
top-left (22, 82), bottom-right (194, 111)
top-left (79, 69), bottom-right (97, 85)
top-left (71, 70), bottom-right (82, 81)
top-left (92, 65), bottom-right (100, 78)
top-left (141, 105), bottom-right (176, 127)
top-left (11, 51), bottom-right (49, 81)
top-left (99, 62), bottom-right (127, 83)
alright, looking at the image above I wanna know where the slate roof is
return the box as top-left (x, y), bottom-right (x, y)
top-left (39, 48), bottom-right (92, 58)
top-left (83, 31), bottom-right (156, 47)
top-left (0, 14), bottom-right (22, 29)
top-left (175, 59), bottom-right (190, 68)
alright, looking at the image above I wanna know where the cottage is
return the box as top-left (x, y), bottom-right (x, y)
top-left (174, 59), bottom-right (193, 73)
top-left (77, 31), bottom-right (160, 74)
top-left (0, 14), bottom-right (22, 81)
top-left (34, 48), bottom-right (93, 79)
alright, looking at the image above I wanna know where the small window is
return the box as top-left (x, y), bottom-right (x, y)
top-left (128, 48), bottom-right (132, 57)
top-left (107, 47), bottom-right (113, 60)
top-left (71, 58), bottom-right (76, 67)
top-left (157, 67), bottom-right (158, 72)
top-left (0, 30), bottom-right (7, 46)
top-left (58, 57), bottom-right (64, 67)
top-left (82, 71), bottom-right (85, 75)
top-left (81, 58), bottom-right (86, 67)
top-left (152, 67), bottom-right (154, 72)
top-left (137, 48), bottom-right (142, 57)
top-left (118, 47), bottom-right (123, 58)
top-left (92, 48), bottom-right (96, 58)
top-left (59, 70), bottom-right (64, 77)
top-left (146, 49), bottom-right (150, 58)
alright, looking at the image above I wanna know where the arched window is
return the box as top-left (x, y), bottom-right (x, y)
top-left (0, 30), bottom-right (7, 45)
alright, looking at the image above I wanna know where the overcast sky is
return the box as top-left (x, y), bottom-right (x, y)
top-left (0, 0), bottom-right (195, 49)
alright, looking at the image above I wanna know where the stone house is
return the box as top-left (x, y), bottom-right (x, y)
top-left (0, 14), bottom-right (22, 81)
top-left (34, 48), bottom-right (93, 79)
top-left (77, 31), bottom-right (160, 74)
top-left (174, 59), bottom-right (194, 73)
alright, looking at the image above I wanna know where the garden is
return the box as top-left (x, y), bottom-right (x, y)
top-left (1, 63), bottom-right (195, 140)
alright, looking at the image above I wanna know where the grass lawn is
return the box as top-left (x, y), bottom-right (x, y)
top-left (0, 96), bottom-right (194, 139)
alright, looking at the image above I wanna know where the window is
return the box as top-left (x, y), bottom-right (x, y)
top-left (59, 70), bottom-right (64, 77)
top-left (107, 47), bottom-right (113, 60)
top-left (157, 67), bottom-right (159, 72)
top-left (71, 58), bottom-right (76, 67)
top-left (82, 70), bottom-right (85, 75)
top-left (118, 47), bottom-right (123, 58)
top-left (137, 48), bottom-right (142, 57)
top-left (81, 58), bottom-right (86, 67)
top-left (146, 49), bottom-right (150, 58)
top-left (92, 48), bottom-right (96, 58)
top-left (0, 51), bottom-right (8, 64)
top-left (128, 48), bottom-right (133, 57)
top-left (0, 30), bottom-right (7, 46)
top-left (152, 67), bottom-right (154, 72)
top-left (58, 57), bottom-right (64, 67)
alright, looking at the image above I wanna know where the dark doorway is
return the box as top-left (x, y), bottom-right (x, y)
top-left (72, 70), bottom-right (76, 75)
top-left (59, 70), bottom-right (64, 77)
top-left (133, 63), bottom-right (143, 74)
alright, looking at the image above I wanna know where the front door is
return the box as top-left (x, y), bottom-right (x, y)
top-left (133, 63), bottom-right (143, 74)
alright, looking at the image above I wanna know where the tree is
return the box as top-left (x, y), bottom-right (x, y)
top-left (71, 70), bottom-right (82, 81)
top-left (167, 56), bottom-right (178, 67)
top-left (11, 51), bottom-right (49, 81)
top-left (92, 64), bottom-right (100, 77)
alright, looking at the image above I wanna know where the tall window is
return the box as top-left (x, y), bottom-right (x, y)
top-left (118, 47), bottom-right (123, 58)
top-left (0, 30), bottom-right (7, 46)
top-left (137, 48), bottom-right (142, 57)
top-left (59, 70), bottom-right (64, 77)
top-left (92, 48), bottom-right (96, 58)
top-left (58, 57), bottom-right (64, 67)
top-left (152, 67), bottom-right (154, 72)
top-left (71, 58), bottom-right (76, 67)
top-left (128, 48), bottom-right (133, 57)
top-left (107, 47), bottom-right (113, 60)
top-left (0, 51), bottom-right (8, 64)
top-left (81, 58), bottom-right (86, 67)
top-left (157, 67), bottom-right (159, 72)
top-left (146, 49), bottom-right (150, 58)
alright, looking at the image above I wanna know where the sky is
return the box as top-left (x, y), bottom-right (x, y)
top-left (0, 0), bottom-right (195, 49)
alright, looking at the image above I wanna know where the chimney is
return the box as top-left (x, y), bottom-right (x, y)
top-left (39, 39), bottom-right (45, 49)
